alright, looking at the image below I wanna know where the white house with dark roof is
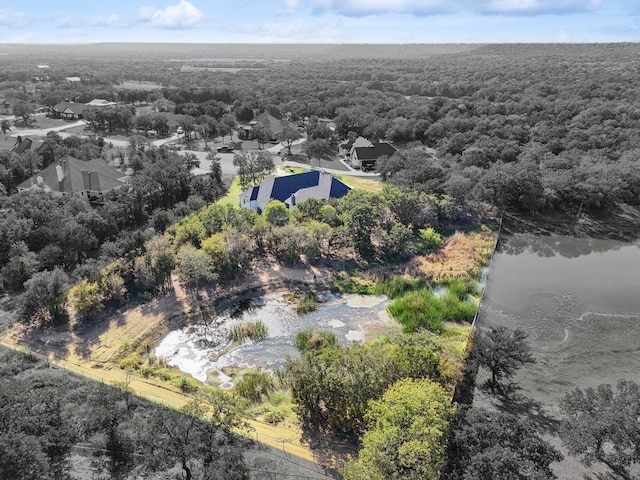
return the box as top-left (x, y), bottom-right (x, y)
top-left (345, 136), bottom-right (397, 171)
top-left (240, 171), bottom-right (351, 212)
top-left (17, 155), bottom-right (127, 202)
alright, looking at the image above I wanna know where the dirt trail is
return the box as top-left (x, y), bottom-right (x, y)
top-left (0, 337), bottom-right (316, 462)
top-left (0, 267), bottom-right (332, 464)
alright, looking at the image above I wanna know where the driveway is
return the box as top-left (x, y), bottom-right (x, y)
top-left (186, 149), bottom-right (289, 178)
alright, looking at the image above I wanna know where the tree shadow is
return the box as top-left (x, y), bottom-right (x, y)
top-left (583, 473), bottom-right (625, 480)
top-left (492, 388), bottom-right (561, 434)
top-left (299, 425), bottom-right (357, 478)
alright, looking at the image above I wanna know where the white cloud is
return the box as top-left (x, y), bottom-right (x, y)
top-left (139, 0), bottom-right (204, 28)
top-left (309, 0), bottom-right (604, 16)
top-left (0, 7), bottom-right (30, 27)
top-left (277, 0), bottom-right (303, 14)
top-left (480, 0), bottom-right (603, 15)
top-left (90, 14), bottom-right (120, 27)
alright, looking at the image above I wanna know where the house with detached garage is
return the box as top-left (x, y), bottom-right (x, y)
top-left (17, 155), bottom-right (127, 203)
top-left (342, 136), bottom-right (397, 171)
top-left (240, 171), bottom-right (351, 212)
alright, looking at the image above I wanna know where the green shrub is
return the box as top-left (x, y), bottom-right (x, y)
top-left (375, 276), bottom-right (428, 298)
top-left (234, 369), bottom-right (275, 403)
top-left (268, 392), bottom-right (285, 406)
top-left (417, 227), bottom-right (443, 253)
top-left (263, 409), bottom-right (285, 425)
top-left (296, 293), bottom-right (318, 315)
top-left (139, 364), bottom-right (154, 378)
top-left (387, 286), bottom-right (479, 333)
top-left (388, 289), bottom-right (446, 334)
top-left (295, 328), bottom-right (338, 353)
top-left (118, 354), bottom-right (143, 370)
top-left (178, 376), bottom-right (198, 394)
top-left (442, 291), bottom-right (477, 323)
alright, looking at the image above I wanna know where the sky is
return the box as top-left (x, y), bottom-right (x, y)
top-left (0, 0), bottom-right (639, 44)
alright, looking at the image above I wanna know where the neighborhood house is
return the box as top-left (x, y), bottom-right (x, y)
top-left (240, 171), bottom-right (351, 212)
top-left (50, 102), bottom-right (88, 120)
top-left (341, 136), bottom-right (397, 170)
top-left (17, 155), bottom-right (127, 202)
top-left (238, 112), bottom-right (290, 141)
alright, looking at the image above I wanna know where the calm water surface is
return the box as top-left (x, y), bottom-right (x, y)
top-left (478, 234), bottom-right (640, 399)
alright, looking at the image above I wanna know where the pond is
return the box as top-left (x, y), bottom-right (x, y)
top-left (155, 292), bottom-right (397, 386)
top-left (475, 233), bottom-right (640, 478)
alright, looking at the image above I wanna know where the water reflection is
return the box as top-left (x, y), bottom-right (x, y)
top-left (498, 233), bottom-right (638, 259)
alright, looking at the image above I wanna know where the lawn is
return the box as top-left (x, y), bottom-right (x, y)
top-left (336, 174), bottom-right (383, 192)
top-left (217, 176), bottom-right (243, 206)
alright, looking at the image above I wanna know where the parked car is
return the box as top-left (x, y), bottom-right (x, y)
top-left (217, 145), bottom-right (234, 153)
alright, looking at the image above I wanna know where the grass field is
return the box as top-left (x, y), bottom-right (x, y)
top-left (119, 80), bottom-right (165, 90)
top-left (336, 173), bottom-right (382, 192)
top-left (217, 177), bottom-right (242, 206)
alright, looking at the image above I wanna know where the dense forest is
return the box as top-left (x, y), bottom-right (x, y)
top-left (3, 43), bottom-right (640, 214)
top-left (3, 43), bottom-right (640, 297)
top-left (2, 43), bottom-right (640, 479)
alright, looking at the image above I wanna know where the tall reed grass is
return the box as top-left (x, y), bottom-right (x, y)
top-left (228, 321), bottom-right (268, 343)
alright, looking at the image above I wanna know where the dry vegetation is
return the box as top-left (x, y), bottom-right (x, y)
top-left (410, 232), bottom-right (496, 280)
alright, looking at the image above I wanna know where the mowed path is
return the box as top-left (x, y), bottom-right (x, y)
top-left (0, 276), bottom-right (316, 463)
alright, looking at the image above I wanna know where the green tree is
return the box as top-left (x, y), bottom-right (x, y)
top-left (68, 279), bottom-right (103, 319)
top-left (279, 125), bottom-right (302, 156)
top-left (175, 245), bottom-right (217, 293)
top-left (263, 199), bottom-right (290, 226)
top-left (143, 235), bottom-right (176, 291)
top-left (474, 326), bottom-right (535, 392)
top-left (292, 197), bottom-right (325, 223)
top-left (285, 341), bottom-right (441, 437)
top-left (344, 378), bottom-right (455, 480)
top-left (0, 241), bottom-right (38, 291)
top-left (443, 406), bottom-right (562, 480)
top-left (13, 102), bottom-right (35, 127)
top-left (145, 399), bottom-right (248, 480)
top-left (19, 268), bottom-right (70, 326)
top-left (304, 137), bottom-right (331, 166)
top-left (560, 379), bottom-right (640, 479)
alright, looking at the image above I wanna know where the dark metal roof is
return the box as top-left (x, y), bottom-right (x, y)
top-left (353, 142), bottom-right (397, 161)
